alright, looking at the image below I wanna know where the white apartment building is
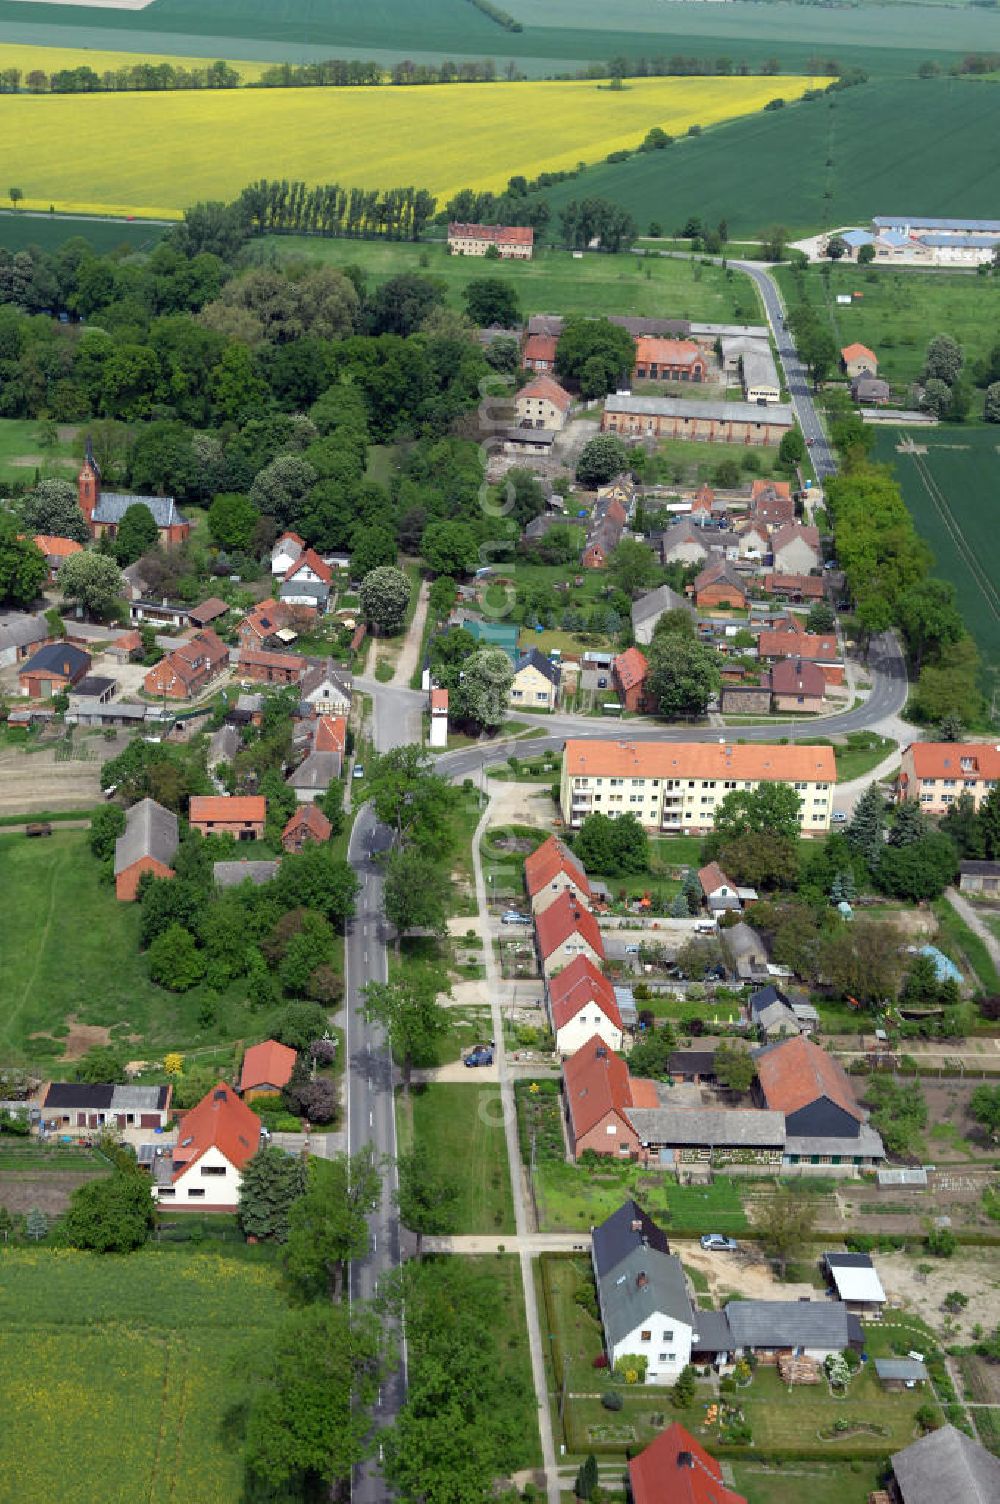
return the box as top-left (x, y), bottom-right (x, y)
top-left (560, 739), bottom-right (836, 835)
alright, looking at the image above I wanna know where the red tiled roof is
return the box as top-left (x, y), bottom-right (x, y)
top-left (285, 548), bottom-right (333, 585)
top-left (756, 1035), bottom-right (863, 1122)
top-left (613, 647), bottom-right (649, 692)
top-left (523, 333), bottom-right (558, 364)
top-left (524, 834), bottom-right (591, 901)
top-left (33, 534), bottom-right (83, 558)
top-left (629, 1077), bottom-right (661, 1109)
top-left (534, 890), bottom-right (605, 962)
top-left (764, 573), bottom-right (824, 598)
top-left (238, 647), bottom-right (304, 673)
top-left (629, 1423), bottom-right (747, 1504)
top-left (769, 656), bottom-right (826, 697)
top-left (189, 795), bottom-right (266, 823)
top-left (518, 373), bottom-right (572, 410)
top-left (275, 531), bottom-right (305, 548)
top-left (190, 597), bottom-right (229, 623)
top-left (112, 630), bottom-right (142, 651)
top-left (241, 599), bottom-right (291, 639)
top-left (841, 342), bottom-right (876, 363)
top-left (282, 804), bottom-right (332, 843)
top-left (634, 336), bottom-right (703, 368)
top-left (757, 629), bottom-right (839, 663)
top-left (691, 484), bottom-right (715, 512)
top-left (430, 688), bottom-right (449, 711)
top-left (563, 1035), bottom-right (634, 1140)
top-left (698, 861), bottom-right (734, 896)
top-left (548, 957), bottom-right (620, 1033)
top-left (171, 1082), bottom-right (261, 1181)
top-left (771, 522), bottom-right (820, 554)
top-left (449, 221), bottom-right (533, 246)
top-left (565, 738), bottom-right (837, 784)
top-left (906, 742), bottom-right (1000, 781)
top-left (314, 714), bottom-right (347, 752)
top-left (240, 1039), bottom-right (297, 1094)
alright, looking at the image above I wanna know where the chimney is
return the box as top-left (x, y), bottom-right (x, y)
top-left (636, 1271), bottom-right (647, 1289)
top-left (677, 1452), bottom-right (694, 1469)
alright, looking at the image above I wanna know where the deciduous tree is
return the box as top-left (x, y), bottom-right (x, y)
top-left (58, 549), bottom-right (124, 616)
top-left (64, 1167), bottom-right (155, 1253)
top-left (363, 972), bottom-right (449, 1092)
top-left (646, 634), bottom-right (720, 721)
top-left (359, 563), bottom-right (410, 633)
top-left (755, 1186), bottom-right (817, 1277)
top-left (283, 1149), bottom-right (381, 1302)
top-left (397, 1145), bottom-right (460, 1259)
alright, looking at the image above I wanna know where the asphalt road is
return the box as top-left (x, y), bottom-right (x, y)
top-left (346, 802), bottom-right (406, 1501)
top-left (732, 258), bottom-right (838, 481)
top-left (432, 631), bottom-right (907, 782)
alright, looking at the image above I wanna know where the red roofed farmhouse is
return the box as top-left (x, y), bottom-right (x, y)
top-left (514, 373), bottom-right (572, 431)
top-left (753, 1035), bottom-right (885, 1165)
top-left (447, 222), bottom-right (533, 259)
top-left (612, 646), bottom-right (653, 713)
top-left (633, 336), bottom-right (707, 384)
top-left (189, 796), bottom-right (266, 840)
top-left (841, 342), bottom-right (878, 379)
top-left (154, 1083), bottom-right (261, 1210)
top-left (548, 956), bottom-right (623, 1056)
top-left (240, 1039), bottom-right (297, 1100)
top-left (535, 890), bottom-right (605, 975)
top-left (524, 833), bottom-right (591, 915)
top-left (563, 1035), bottom-right (641, 1159)
top-left (281, 803), bottom-right (332, 853)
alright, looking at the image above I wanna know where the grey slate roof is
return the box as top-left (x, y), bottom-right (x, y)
top-left (114, 797), bottom-right (179, 876)
top-left (0, 613), bottom-right (47, 650)
top-left (21, 641), bottom-right (90, 679)
top-left (208, 724), bottom-right (240, 768)
top-left (515, 647), bottom-right (561, 687)
top-left (92, 492), bottom-right (185, 528)
top-left (742, 346), bottom-right (780, 391)
top-left (287, 751), bottom-right (341, 791)
top-left (753, 1000), bottom-right (799, 1035)
top-left (631, 583), bottom-right (693, 629)
top-left (73, 675), bottom-right (115, 699)
top-left (213, 860), bottom-right (280, 888)
top-left (724, 1299), bottom-right (852, 1351)
top-left (891, 1423), bottom-right (1000, 1504)
top-left (959, 860), bottom-right (1000, 877)
top-left (599, 1247), bottom-right (692, 1350)
top-left (605, 393), bottom-right (794, 426)
top-left (874, 214), bottom-right (1000, 233)
top-left (784, 1124), bottom-right (885, 1160)
top-left (279, 577), bottom-right (331, 605)
top-left (691, 1309), bottom-right (733, 1352)
top-left (591, 1200), bottom-right (670, 1282)
top-left (625, 1107), bottom-right (785, 1149)
top-left (875, 1357), bottom-right (927, 1383)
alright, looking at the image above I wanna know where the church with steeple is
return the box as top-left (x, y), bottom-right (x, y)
top-left (78, 438), bottom-right (191, 549)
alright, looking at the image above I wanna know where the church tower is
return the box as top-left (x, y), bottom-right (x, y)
top-left (78, 435), bottom-right (101, 527)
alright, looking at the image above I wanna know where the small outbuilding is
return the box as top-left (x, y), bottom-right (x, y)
top-left (875, 1357), bottom-right (928, 1390)
top-left (824, 1250), bottom-right (886, 1316)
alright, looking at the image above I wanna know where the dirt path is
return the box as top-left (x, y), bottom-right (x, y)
top-left (392, 577), bottom-right (428, 687)
top-left (676, 1240), bottom-right (818, 1303)
top-left (945, 886), bottom-right (1000, 973)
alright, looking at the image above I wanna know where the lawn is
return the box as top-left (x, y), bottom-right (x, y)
top-left (396, 1082), bottom-right (515, 1234)
top-left (271, 235), bottom-right (762, 323)
top-left (0, 1140), bottom-right (107, 1172)
top-left (1, 75), bottom-right (818, 219)
top-left (731, 1460), bottom-right (887, 1504)
top-left (0, 416), bottom-right (79, 484)
top-left (0, 830), bottom-right (270, 1066)
top-left (871, 426), bottom-right (1000, 680)
top-left (777, 259), bottom-right (1000, 391)
top-left (0, 1247), bottom-right (282, 1504)
top-left (649, 437), bottom-right (782, 487)
top-left (931, 895), bottom-right (1000, 994)
top-left (528, 78), bottom-right (1000, 239)
top-left (795, 732), bottom-right (896, 785)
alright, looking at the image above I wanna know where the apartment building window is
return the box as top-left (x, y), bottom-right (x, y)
top-left (651, 779), bottom-right (660, 787)
top-left (188, 1188), bottom-right (206, 1198)
top-left (920, 793), bottom-right (933, 803)
top-left (794, 781), bottom-right (807, 791)
top-left (640, 1330), bottom-right (651, 1343)
top-left (943, 779), bottom-right (956, 787)
top-left (610, 778), bottom-right (623, 787)
top-left (723, 780), bottom-right (736, 789)
top-left (630, 795), bottom-right (642, 804)
top-left (631, 779), bottom-right (643, 787)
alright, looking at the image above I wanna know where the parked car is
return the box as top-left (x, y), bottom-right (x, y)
top-left (501, 911), bottom-right (531, 925)
top-left (831, 810), bottom-right (848, 824)
top-left (352, 764), bottom-right (365, 779)
top-left (700, 1233), bottom-right (738, 1251)
top-left (465, 1047), bottom-right (494, 1068)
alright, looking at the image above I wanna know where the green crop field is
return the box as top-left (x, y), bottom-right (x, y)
top-left (0, 210), bottom-right (166, 255)
top-left (0, 829), bottom-right (270, 1066)
top-left (0, 0), bottom-right (995, 77)
top-left (267, 235), bottom-right (762, 321)
top-left (527, 78), bottom-right (1000, 239)
top-left (0, 1247), bottom-right (282, 1504)
top-left (872, 426), bottom-right (1000, 680)
top-left (774, 261), bottom-right (1000, 392)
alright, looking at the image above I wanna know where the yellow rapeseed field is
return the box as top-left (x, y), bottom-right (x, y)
top-left (0, 42), bottom-right (267, 79)
top-left (3, 74), bottom-right (821, 220)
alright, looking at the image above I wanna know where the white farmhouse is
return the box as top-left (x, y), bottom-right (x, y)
top-left (153, 1082), bottom-right (261, 1211)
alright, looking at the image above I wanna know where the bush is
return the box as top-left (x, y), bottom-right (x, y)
top-left (600, 1389), bottom-right (623, 1411)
